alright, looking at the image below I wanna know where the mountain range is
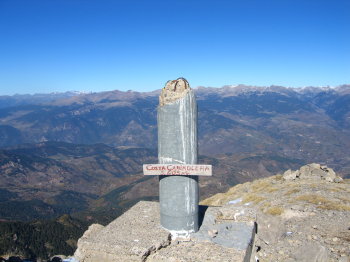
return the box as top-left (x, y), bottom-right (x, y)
top-left (1, 84), bottom-right (350, 214)
top-left (1, 84), bottom-right (350, 171)
top-left (0, 84), bottom-right (350, 259)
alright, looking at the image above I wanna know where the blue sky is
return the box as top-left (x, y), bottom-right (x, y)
top-left (0, 0), bottom-right (349, 95)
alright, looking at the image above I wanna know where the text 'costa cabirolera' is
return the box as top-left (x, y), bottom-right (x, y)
top-left (143, 164), bottom-right (212, 176)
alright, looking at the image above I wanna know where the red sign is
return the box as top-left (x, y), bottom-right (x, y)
top-left (143, 164), bottom-right (212, 176)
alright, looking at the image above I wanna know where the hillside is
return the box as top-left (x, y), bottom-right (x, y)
top-left (202, 163), bottom-right (350, 262)
top-left (0, 142), bottom-right (157, 221)
top-left (0, 85), bottom-right (350, 176)
top-left (0, 214), bottom-right (87, 260)
top-left (0, 141), bottom-right (309, 223)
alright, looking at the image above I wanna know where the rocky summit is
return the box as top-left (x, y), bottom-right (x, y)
top-left (202, 163), bottom-right (350, 262)
top-left (74, 163), bottom-right (349, 262)
top-left (282, 163), bottom-right (343, 183)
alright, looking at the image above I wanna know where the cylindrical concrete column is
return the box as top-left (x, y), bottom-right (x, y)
top-left (158, 78), bottom-right (199, 234)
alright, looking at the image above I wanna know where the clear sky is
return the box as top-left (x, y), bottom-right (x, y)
top-left (0, 0), bottom-right (349, 95)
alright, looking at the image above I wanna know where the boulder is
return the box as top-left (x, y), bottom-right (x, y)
top-left (283, 163), bottom-right (341, 183)
top-left (282, 169), bottom-right (299, 180)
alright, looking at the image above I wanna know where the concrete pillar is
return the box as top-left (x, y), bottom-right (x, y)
top-left (158, 78), bottom-right (199, 234)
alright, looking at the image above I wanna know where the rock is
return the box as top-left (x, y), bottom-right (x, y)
top-left (311, 168), bottom-right (327, 178)
top-left (283, 169), bottom-right (299, 180)
top-left (334, 176), bottom-right (343, 183)
top-left (205, 163), bottom-right (350, 262)
top-left (309, 163), bottom-right (321, 169)
top-left (338, 257), bottom-right (349, 262)
top-left (282, 209), bottom-right (314, 219)
top-left (293, 242), bottom-right (329, 262)
top-left (82, 224), bottom-right (104, 239)
top-left (284, 163), bottom-right (339, 182)
top-left (208, 229), bottom-right (218, 238)
top-left (256, 213), bottom-right (284, 246)
top-left (324, 176), bottom-right (334, 182)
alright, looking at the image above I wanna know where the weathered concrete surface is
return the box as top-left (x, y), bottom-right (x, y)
top-left (191, 206), bottom-right (256, 250)
top-left (74, 201), bottom-right (171, 262)
top-left (74, 201), bottom-right (256, 262)
top-left (158, 78), bottom-right (199, 233)
top-left (148, 205), bottom-right (256, 262)
top-left (147, 241), bottom-right (247, 262)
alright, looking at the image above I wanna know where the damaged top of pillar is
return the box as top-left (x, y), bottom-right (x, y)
top-left (159, 77), bottom-right (191, 106)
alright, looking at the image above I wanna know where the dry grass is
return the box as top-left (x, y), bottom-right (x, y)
top-left (201, 175), bottom-right (350, 213)
top-left (318, 203), bottom-right (350, 211)
top-left (251, 180), bottom-right (271, 192)
top-left (201, 178), bottom-right (277, 206)
top-left (242, 193), bottom-right (266, 204)
top-left (260, 201), bottom-right (272, 212)
top-left (66, 238), bottom-right (77, 248)
top-left (200, 193), bottom-right (226, 206)
top-left (307, 183), bottom-right (320, 188)
top-left (329, 187), bottom-right (343, 192)
top-left (201, 183), bottom-right (248, 206)
top-left (295, 194), bottom-right (350, 211)
top-left (295, 194), bottom-right (328, 204)
top-left (265, 187), bottom-right (279, 193)
top-left (337, 196), bottom-right (350, 203)
top-left (285, 188), bottom-right (300, 196)
top-left (274, 174), bottom-right (283, 180)
top-left (335, 184), bottom-right (350, 192)
top-left (265, 206), bottom-right (284, 216)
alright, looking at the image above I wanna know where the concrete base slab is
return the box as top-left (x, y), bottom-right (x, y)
top-left (74, 201), bottom-right (256, 262)
top-left (74, 201), bottom-right (171, 262)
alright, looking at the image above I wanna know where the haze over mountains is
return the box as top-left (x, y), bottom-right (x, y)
top-left (1, 84), bottom-right (350, 168)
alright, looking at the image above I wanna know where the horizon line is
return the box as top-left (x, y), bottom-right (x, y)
top-left (1, 83), bottom-right (350, 97)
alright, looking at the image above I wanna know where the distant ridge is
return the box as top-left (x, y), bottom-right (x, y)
top-left (1, 84), bottom-right (349, 106)
top-left (0, 84), bottom-right (350, 175)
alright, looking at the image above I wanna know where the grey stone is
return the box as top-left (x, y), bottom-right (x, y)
top-left (311, 168), bottom-right (327, 178)
top-left (338, 256), bottom-right (349, 262)
top-left (293, 242), bottom-right (330, 262)
top-left (283, 169), bottom-right (299, 180)
top-left (191, 206), bottom-right (256, 250)
top-left (74, 201), bottom-right (171, 262)
top-left (158, 78), bottom-right (199, 233)
top-left (208, 229), bottom-right (218, 238)
top-left (74, 201), bottom-right (257, 262)
top-left (334, 176), bottom-right (343, 183)
top-left (149, 204), bottom-right (256, 262)
top-left (284, 163), bottom-right (339, 182)
top-left (147, 241), bottom-right (247, 262)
